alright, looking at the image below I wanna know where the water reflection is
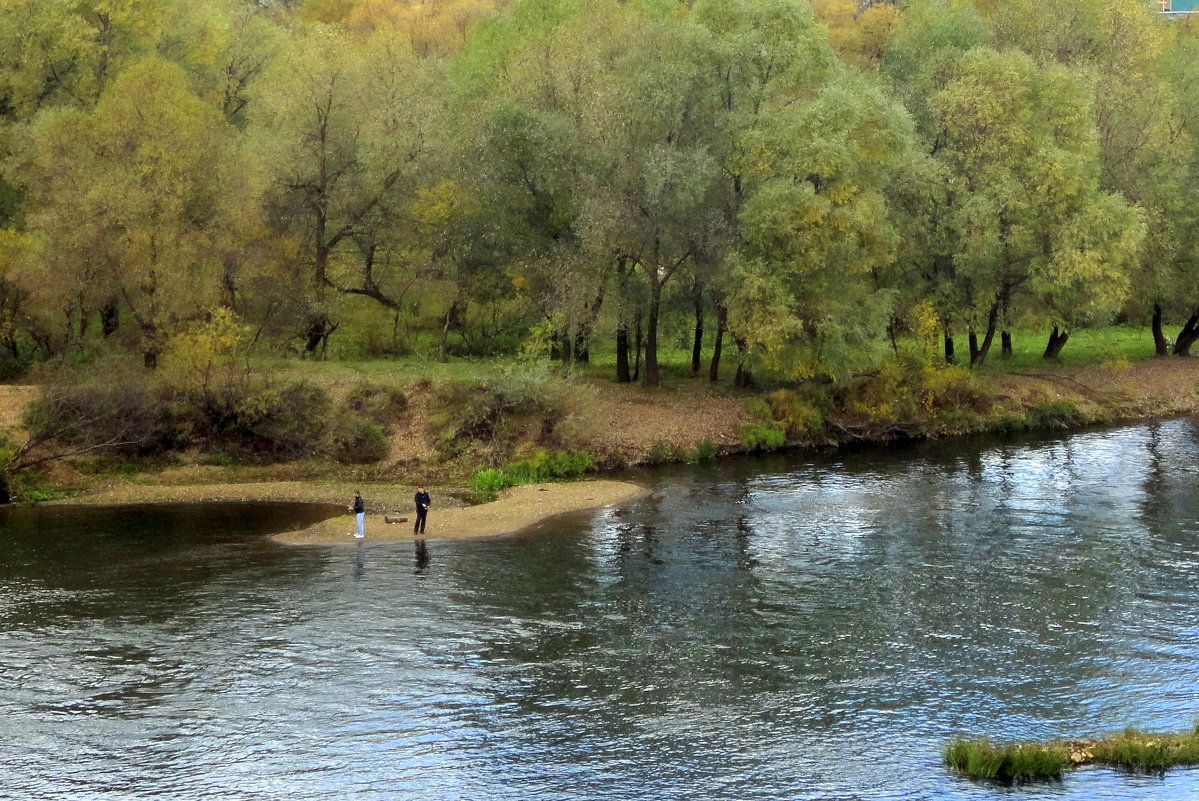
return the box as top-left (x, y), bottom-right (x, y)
top-left (2, 421), bottom-right (1199, 800)
top-left (414, 539), bottom-right (429, 574)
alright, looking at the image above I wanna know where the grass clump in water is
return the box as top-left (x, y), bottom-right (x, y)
top-left (944, 739), bottom-right (1071, 782)
top-left (1089, 726), bottom-right (1199, 772)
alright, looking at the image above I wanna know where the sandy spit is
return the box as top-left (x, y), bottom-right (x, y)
top-left (58, 479), bottom-right (646, 544)
top-left (275, 480), bottom-right (646, 544)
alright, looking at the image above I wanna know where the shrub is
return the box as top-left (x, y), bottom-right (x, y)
top-left (330, 418), bottom-right (390, 464)
top-left (25, 368), bottom-right (177, 456)
top-left (1029, 400), bottom-right (1084, 430)
top-left (432, 364), bottom-right (575, 459)
top-left (689, 440), bottom-right (717, 463)
top-left (743, 424), bottom-right (785, 452)
top-left (469, 449), bottom-right (596, 495)
top-left (210, 382), bottom-right (330, 460)
top-left (918, 364), bottom-right (991, 415)
top-left (471, 467), bottom-right (509, 495)
top-left (766, 389), bottom-right (824, 438)
top-left (342, 385), bottom-right (407, 427)
top-left (645, 440), bottom-right (685, 465)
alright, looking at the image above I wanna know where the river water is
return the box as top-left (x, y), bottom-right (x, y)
top-left (2, 419), bottom-right (1199, 800)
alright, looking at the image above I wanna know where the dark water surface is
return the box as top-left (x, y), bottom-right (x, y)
top-left (3, 420), bottom-right (1199, 800)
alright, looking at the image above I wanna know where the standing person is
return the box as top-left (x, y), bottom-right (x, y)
top-left (414, 486), bottom-right (431, 535)
top-left (350, 490), bottom-right (365, 539)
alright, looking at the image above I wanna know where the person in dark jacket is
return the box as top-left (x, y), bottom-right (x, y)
top-left (350, 490), bottom-right (365, 539)
top-left (414, 486), bottom-right (431, 534)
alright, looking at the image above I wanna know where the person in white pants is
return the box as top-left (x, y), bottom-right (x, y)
top-left (351, 490), bottom-right (365, 539)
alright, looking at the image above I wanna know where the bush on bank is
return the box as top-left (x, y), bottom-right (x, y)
top-left (470, 449), bottom-right (597, 497)
top-left (23, 364), bottom-right (407, 465)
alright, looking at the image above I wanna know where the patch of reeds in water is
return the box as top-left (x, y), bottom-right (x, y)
top-left (946, 724), bottom-right (1199, 783)
top-left (944, 739), bottom-right (1071, 782)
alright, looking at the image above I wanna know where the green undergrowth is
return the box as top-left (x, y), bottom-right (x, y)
top-left (470, 448), bottom-right (596, 499)
top-left (946, 725), bottom-right (1199, 783)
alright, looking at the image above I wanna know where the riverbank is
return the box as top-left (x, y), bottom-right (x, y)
top-left (60, 478), bottom-right (647, 543)
top-left (3, 354), bottom-right (1197, 508)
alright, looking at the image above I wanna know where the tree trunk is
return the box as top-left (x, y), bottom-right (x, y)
top-left (969, 302), bottom-right (999, 367)
top-left (643, 280), bottom-right (661, 388)
top-left (1152, 304), bottom-right (1169, 357)
top-left (1001, 330), bottom-right (1012, 359)
top-left (944, 332), bottom-right (956, 365)
top-left (1042, 326), bottom-right (1069, 360)
top-left (560, 330), bottom-right (572, 368)
top-left (573, 330), bottom-right (589, 364)
top-left (1174, 312), bottom-right (1199, 357)
top-left (710, 304), bottom-right (727, 382)
top-left (574, 288), bottom-right (605, 364)
top-left (616, 324), bottom-right (631, 383)
top-left (691, 284), bottom-right (704, 374)
top-left (100, 301), bottom-right (119, 337)
top-left (0, 471), bottom-right (10, 505)
top-left (305, 313), bottom-right (330, 355)
top-left (732, 335), bottom-right (752, 388)
top-left (632, 310), bottom-right (643, 383)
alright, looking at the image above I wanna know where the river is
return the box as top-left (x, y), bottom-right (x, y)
top-left (2, 419), bottom-right (1199, 799)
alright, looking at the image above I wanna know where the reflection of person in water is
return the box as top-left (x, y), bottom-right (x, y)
top-left (353, 541), bottom-right (366, 579)
top-left (414, 539), bottom-right (429, 574)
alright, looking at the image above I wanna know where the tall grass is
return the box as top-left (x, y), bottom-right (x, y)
top-left (944, 739), bottom-right (1071, 782)
top-left (1090, 726), bottom-right (1199, 771)
top-left (947, 724), bottom-right (1199, 783)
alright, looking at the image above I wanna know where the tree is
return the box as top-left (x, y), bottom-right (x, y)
top-left (22, 57), bottom-right (251, 367)
top-left (250, 25), bottom-right (446, 351)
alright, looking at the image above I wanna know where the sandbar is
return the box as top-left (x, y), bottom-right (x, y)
top-left (274, 480), bottom-right (645, 544)
top-left (56, 479), bottom-right (646, 543)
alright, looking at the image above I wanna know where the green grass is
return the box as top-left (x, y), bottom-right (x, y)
top-left (947, 725), bottom-right (1199, 784)
top-left (944, 739), bottom-right (1072, 783)
top-left (1090, 726), bottom-right (1199, 771)
top-left (469, 449), bottom-right (597, 498)
top-left (973, 324), bottom-right (1156, 371)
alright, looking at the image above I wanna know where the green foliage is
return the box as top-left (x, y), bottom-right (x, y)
top-left (432, 364), bottom-right (575, 459)
top-left (844, 359), bottom-right (990, 426)
top-left (1090, 727), bottom-right (1199, 771)
top-left (342, 385), bottom-right (408, 427)
top-left (330, 419), bottom-right (389, 464)
top-left (469, 448), bottom-right (596, 493)
top-left (743, 424), bottom-right (785, 452)
top-left (25, 364), bottom-right (333, 462)
top-left (11, 471), bottom-right (65, 503)
top-left (944, 739), bottom-right (1072, 783)
top-left (765, 389), bottom-right (824, 438)
top-left (1029, 400), bottom-right (1085, 430)
top-left (689, 439), bottom-right (717, 463)
top-left (645, 440), bottom-right (686, 465)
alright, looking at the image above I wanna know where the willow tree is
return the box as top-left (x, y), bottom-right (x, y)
top-left (930, 49), bottom-right (1143, 364)
top-left (22, 57), bottom-right (252, 367)
top-left (250, 24), bottom-right (445, 351)
top-left (977, 0), bottom-right (1190, 357)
